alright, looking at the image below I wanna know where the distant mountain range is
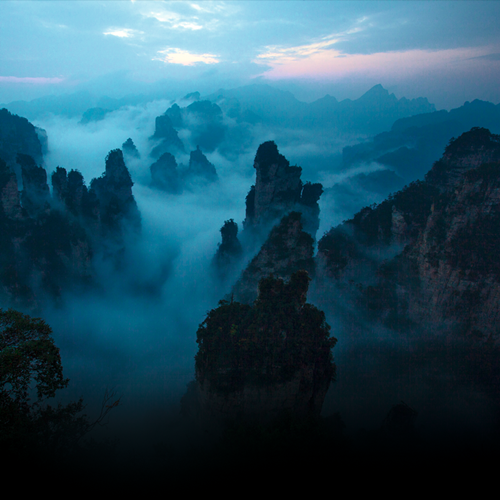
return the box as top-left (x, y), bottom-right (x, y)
top-left (206, 83), bottom-right (435, 135)
top-left (1, 83), bottom-right (435, 136)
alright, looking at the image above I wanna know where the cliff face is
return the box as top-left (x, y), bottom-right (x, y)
top-left (90, 149), bottom-right (141, 238)
top-left (150, 147), bottom-right (218, 193)
top-left (244, 141), bottom-right (301, 230)
top-left (190, 271), bottom-right (336, 427)
top-left (18, 153), bottom-right (51, 218)
top-left (0, 117), bottom-right (141, 307)
top-left (234, 212), bottom-right (314, 304)
top-left (401, 159), bottom-right (500, 338)
top-left (0, 158), bottom-right (23, 220)
top-left (212, 219), bottom-right (243, 279)
top-left (0, 108), bottom-right (44, 170)
top-left (316, 128), bottom-right (500, 341)
top-left (243, 141), bottom-right (322, 239)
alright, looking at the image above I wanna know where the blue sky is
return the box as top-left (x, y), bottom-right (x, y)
top-left (1, 1), bottom-right (500, 108)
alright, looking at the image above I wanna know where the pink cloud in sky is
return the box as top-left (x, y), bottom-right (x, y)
top-left (254, 45), bottom-right (495, 81)
top-left (0, 76), bottom-right (65, 85)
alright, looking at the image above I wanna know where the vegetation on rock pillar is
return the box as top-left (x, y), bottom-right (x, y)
top-left (195, 270), bottom-right (336, 394)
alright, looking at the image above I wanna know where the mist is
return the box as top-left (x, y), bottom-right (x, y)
top-left (16, 88), bottom-right (488, 465)
top-left (2, 69), bottom-right (500, 479)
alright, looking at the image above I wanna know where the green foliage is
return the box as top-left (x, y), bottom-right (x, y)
top-left (426, 128), bottom-right (500, 186)
top-left (0, 309), bottom-right (68, 405)
top-left (443, 127), bottom-right (500, 157)
top-left (0, 309), bottom-right (119, 460)
top-left (340, 179), bottom-right (439, 246)
top-left (195, 271), bottom-right (336, 393)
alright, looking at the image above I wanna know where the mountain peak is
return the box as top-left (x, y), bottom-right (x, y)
top-left (358, 84), bottom-right (393, 102)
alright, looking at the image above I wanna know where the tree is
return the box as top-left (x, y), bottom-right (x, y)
top-left (0, 308), bottom-right (119, 460)
top-left (195, 271), bottom-right (336, 396)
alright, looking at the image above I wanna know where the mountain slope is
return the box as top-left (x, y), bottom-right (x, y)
top-left (317, 128), bottom-right (500, 340)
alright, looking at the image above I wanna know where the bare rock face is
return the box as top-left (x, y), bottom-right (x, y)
top-left (51, 166), bottom-right (68, 206)
top-left (234, 211), bottom-right (314, 304)
top-left (243, 141), bottom-right (322, 239)
top-left (165, 103), bottom-right (183, 129)
top-left (400, 159), bottom-right (500, 338)
top-left (51, 167), bottom-right (92, 222)
top-left (244, 141), bottom-right (302, 230)
top-left (188, 271), bottom-right (336, 428)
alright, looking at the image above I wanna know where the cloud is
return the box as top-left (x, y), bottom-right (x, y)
top-left (103, 28), bottom-right (144, 39)
top-left (154, 48), bottom-right (220, 66)
top-left (254, 43), bottom-right (493, 81)
top-left (253, 20), bottom-right (368, 68)
top-left (257, 36), bottom-right (340, 64)
top-left (0, 76), bottom-right (65, 84)
top-left (466, 52), bottom-right (500, 61)
top-left (143, 9), bottom-right (203, 31)
top-left (190, 2), bottom-right (235, 15)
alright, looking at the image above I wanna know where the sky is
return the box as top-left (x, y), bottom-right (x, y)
top-left (1, 1), bottom-right (500, 109)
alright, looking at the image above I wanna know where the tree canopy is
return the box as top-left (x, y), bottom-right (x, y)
top-left (195, 271), bottom-right (336, 393)
top-left (0, 308), bottom-right (118, 460)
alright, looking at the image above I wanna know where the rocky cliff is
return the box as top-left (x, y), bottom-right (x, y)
top-left (243, 141), bottom-right (322, 239)
top-left (18, 153), bottom-right (51, 218)
top-left (187, 271), bottom-right (336, 428)
top-left (0, 112), bottom-right (142, 307)
top-left (316, 128), bottom-right (500, 341)
top-left (0, 108), bottom-right (44, 171)
top-left (90, 149), bottom-right (141, 239)
top-left (212, 219), bottom-right (243, 279)
top-left (234, 212), bottom-right (314, 304)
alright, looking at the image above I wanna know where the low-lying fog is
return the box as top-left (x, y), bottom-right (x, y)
top-left (32, 102), bottom-right (372, 450)
top-left (27, 98), bottom-right (497, 458)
